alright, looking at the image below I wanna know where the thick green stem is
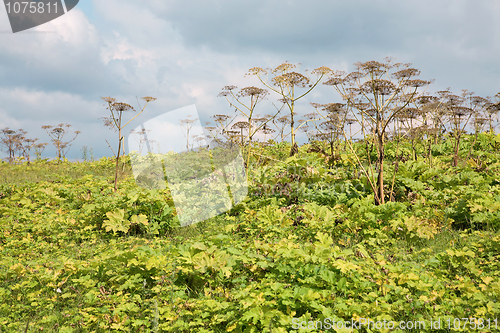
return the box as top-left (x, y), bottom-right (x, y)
top-left (114, 116), bottom-right (122, 192)
top-left (376, 133), bottom-right (385, 205)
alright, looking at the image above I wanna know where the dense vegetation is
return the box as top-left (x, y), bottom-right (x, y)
top-left (1, 131), bottom-right (500, 332)
top-left (2, 59), bottom-right (500, 332)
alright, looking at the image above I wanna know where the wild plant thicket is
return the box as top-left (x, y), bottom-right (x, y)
top-left (1, 59), bottom-right (500, 332)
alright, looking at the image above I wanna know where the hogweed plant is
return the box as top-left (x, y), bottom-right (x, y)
top-left (34, 142), bottom-right (48, 160)
top-left (310, 103), bottom-right (350, 157)
top-left (218, 85), bottom-right (280, 168)
top-left (438, 89), bottom-right (490, 167)
top-left (130, 127), bottom-right (160, 155)
top-left (485, 93), bottom-right (500, 132)
top-left (208, 114), bottom-right (236, 144)
top-left (324, 58), bottom-right (432, 205)
top-left (179, 115), bottom-right (198, 151)
top-left (101, 96), bottom-right (156, 192)
top-left (247, 62), bottom-right (332, 156)
top-left (41, 123), bottom-right (80, 161)
top-left (0, 128), bottom-right (40, 163)
top-left (0, 128), bottom-right (24, 163)
top-left (16, 135), bottom-right (39, 165)
top-left (274, 114), bottom-right (293, 143)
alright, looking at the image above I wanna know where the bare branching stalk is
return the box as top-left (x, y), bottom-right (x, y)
top-left (34, 142), bottom-right (48, 160)
top-left (218, 85), bottom-right (280, 168)
top-left (248, 63), bottom-right (332, 156)
top-left (311, 103), bottom-right (350, 157)
top-left (1, 128), bottom-right (21, 163)
top-left (179, 115), bottom-right (198, 151)
top-left (437, 90), bottom-right (489, 166)
top-left (42, 123), bottom-right (80, 160)
top-left (1, 128), bottom-right (46, 164)
top-left (101, 96), bottom-right (156, 192)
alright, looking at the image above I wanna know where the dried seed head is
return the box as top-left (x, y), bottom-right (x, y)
top-left (399, 107), bottom-right (419, 120)
top-left (272, 62), bottom-right (296, 74)
top-left (323, 103), bottom-right (346, 113)
top-left (277, 116), bottom-right (291, 124)
top-left (232, 121), bottom-right (249, 129)
top-left (261, 127), bottom-right (275, 135)
top-left (237, 86), bottom-right (268, 98)
top-left (101, 96), bottom-right (116, 104)
top-left (319, 121), bottom-right (336, 131)
top-left (311, 66), bottom-right (332, 75)
top-left (218, 85), bottom-right (238, 97)
top-left (2, 128), bottom-right (16, 135)
top-left (353, 102), bottom-right (370, 111)
top-left (406, 79), bottom-right (431, 88)
top-left (112, 102), bottom-right (134, 112)
top-left (361, 79), bottom-right (396, 95)
top-left (212, 114), bottom-right (230, 122)
top-left (247, 67), bottom-right (267, 76)
top-left (415, 95), bottom-right (438, 105)
top-left (303, 113), bottom-right (317, 120)
top-left (344, 71), bottom-right (363, 82)
top-left (272, 72), bottom-right (310, 88)
top-left (470, 96), bottom-right (488, 107)
top-left (324, 77), bottom-right (344, 86)
top-left (392, 68), bottom-right (420, 79)
top-left (355, 60), bottom-right (388, 72)
top-left (474, 117), bottom-right (488, 126)
top-left (251, 118), bottom-right (267, 124)
top-left (141, 96), bottom-right (157, 103)
top-left (451, 106), bottom-right (472, 118)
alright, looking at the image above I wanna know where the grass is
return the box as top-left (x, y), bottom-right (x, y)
top-left (2, 137), bottom-right (500, 331)
top-left (0, 157), bottom-right (133, 185)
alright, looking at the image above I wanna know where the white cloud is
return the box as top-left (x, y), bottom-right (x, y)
top-left (0, 8), bottom-right (99, 62)
top-left (92, 0), bottom-right (183, 47)
top-left (0, 109), bottom-right (21, 130)
top-left (100, 31), bottom-right (156, 67)
top-left (0, 87), bottom-right (101, 122)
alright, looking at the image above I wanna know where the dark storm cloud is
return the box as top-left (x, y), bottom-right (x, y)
top-left (150, 1), bottom-right (452, 54)
top-left (153, 0), bottom-right (499, 94)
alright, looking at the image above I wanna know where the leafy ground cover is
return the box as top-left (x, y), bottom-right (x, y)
top-left (1, 134), bottom-right (500, 332)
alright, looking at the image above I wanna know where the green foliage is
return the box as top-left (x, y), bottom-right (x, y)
top-left (1, 134), bottom-right (500, 331)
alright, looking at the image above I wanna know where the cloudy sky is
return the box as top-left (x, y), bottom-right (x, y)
top-left (0, 0), bottom-right (499, 161)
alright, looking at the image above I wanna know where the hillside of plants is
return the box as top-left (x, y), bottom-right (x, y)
top-left (1, 135), bottom-right (500, 332)
top-left (2, 60), bottom-right (500, 332)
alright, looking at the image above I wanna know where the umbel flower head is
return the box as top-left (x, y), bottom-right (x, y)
top-left (112, 102), bottom-right (134, 113)
top-left (237, 86), bottom-right (268, 98)
top-left (101, 96), bottom-right (116, 104)
top-left (213, 114), bottom-right (230, 123)
top-left (142, 96), bottom-right (157, 103)
top-left (272, 72), bottom-right (310, 88)
top-left (232, 121), bottom-right (249, 130)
